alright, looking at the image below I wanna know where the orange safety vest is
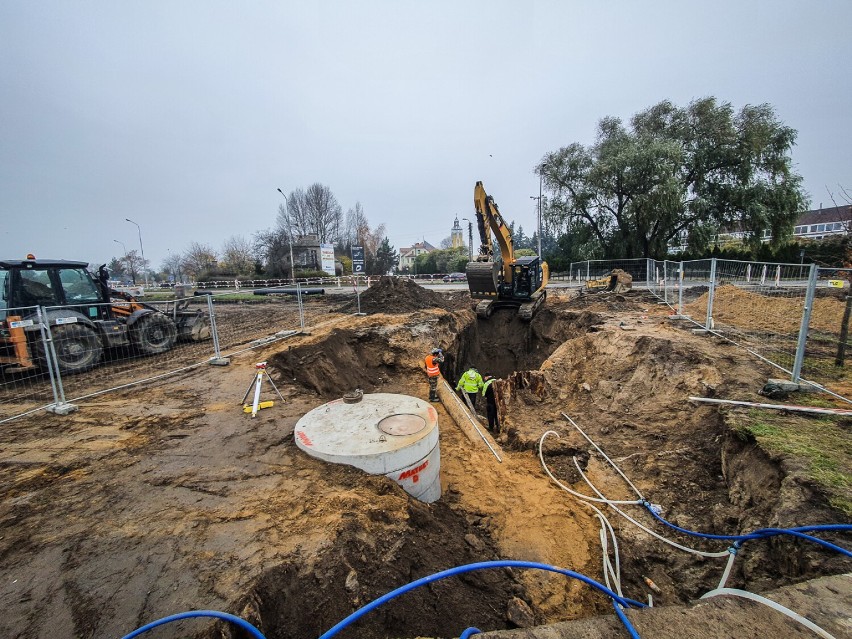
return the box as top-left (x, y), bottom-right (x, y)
top-left (425, 354), bottom-right (441, 377)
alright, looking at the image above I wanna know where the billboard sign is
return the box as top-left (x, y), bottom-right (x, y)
top-left (320, 243), bottom-right (336, 275)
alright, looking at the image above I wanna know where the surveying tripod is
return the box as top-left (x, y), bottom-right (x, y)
top-left (241, 362), bottom-right (285, 417)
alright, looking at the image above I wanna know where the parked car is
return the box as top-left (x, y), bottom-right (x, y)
top-left (443, 272), bottom-right (467, 282)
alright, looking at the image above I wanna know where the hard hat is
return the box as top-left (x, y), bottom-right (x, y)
top-left (431, 348), bottom-right (442, 355)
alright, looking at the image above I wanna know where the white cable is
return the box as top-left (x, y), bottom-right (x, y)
top-left (700, 588), bottom-right (837, 639)
top-left (538, 431), bottom-right (643, 505)
top-left (561, 413), bottom-right (645, 500)
top-left (538, 432), bottom-right (624, 597)
top-left (572, 457), bottom-right (729, 558)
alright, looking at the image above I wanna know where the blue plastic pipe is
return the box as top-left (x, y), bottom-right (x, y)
top-left (317, 560), bottom-right (645, 639)
top-left (120, 610), bottom-right (266, 639)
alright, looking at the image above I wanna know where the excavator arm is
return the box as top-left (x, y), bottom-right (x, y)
top-left (466, 181), bottom-right (549, 320)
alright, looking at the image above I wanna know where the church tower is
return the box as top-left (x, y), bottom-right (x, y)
top-left (451, 216), bottom-right (464, 248)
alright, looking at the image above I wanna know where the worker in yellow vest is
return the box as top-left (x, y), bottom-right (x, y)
top-left (424, 348), bottom-right (444, 402)
top-left (456, 367), bottom-right (483, 412)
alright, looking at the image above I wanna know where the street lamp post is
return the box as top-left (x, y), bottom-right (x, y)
top-left (276, 188), bottom-right (297, 283)
top-left (113, 239), bottom-right (130, 283)
top-left (530, 173), bottom-right (543, 258)
top-left (462, 217), bottom-right (474, 260)
top-left (125, 218), bottom-right (148, 288)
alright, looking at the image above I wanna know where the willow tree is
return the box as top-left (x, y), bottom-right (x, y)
top-left (539, 98), bottom-right (808, 259)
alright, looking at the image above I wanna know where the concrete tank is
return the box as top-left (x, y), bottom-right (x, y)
top-left (293, 393), bottom-right (441, 503)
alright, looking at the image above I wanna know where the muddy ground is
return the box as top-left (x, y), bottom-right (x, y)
top-left (0, 279), bottom-right (849, 639)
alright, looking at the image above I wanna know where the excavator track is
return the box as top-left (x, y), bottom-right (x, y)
top-left (475, 299), bottom-right (495, 319)
top-left (518, 290), bottom-right (546, 321)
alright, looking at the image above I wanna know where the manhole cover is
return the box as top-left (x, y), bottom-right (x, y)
top-left (378, 413), bottom-right (427, 436)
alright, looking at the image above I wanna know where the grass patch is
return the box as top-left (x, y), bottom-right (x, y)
top-left (732, 410), bottom-right (852, 517)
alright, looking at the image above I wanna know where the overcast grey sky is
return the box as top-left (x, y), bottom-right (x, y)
top-left (1, 1), bottom-right (849, 270)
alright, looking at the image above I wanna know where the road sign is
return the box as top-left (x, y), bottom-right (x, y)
top-left (352, 246), bottom-right (365, 274)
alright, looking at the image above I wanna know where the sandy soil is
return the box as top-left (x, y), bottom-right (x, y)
top-left (0, 279), bottom-right (849, 639)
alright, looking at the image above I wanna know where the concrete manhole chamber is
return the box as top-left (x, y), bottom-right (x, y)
top-left (294, 393), bottom-right (441, 502)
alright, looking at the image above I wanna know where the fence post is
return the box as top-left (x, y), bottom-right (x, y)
top-left (663, 261), bottom-right (668, 303)
top-left (791, 264), bottom-right (818, 382)
top-left (705, 258), bottom-right (717, 330)
top-left (206, 294), bottom-right (229, 366)
top-left (646, 258), bottom-right (652, 289)
top-left (678, 261), bottom-right (684, 315)
top-left (40, 307), bottom-right (77, 415)
top-left (586, 261), bottom-right (590, 282)
top-left (296, 281), bottom-right (306, 331)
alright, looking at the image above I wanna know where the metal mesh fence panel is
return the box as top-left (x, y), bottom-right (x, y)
top-left (567, 259), bottom-right (650, 285)
top-left (696, 260), bottom-right (811, 374)
top-left (800, 268), bottom-right (852, 394)
top-left (677, 259), bottom-right (715, 326)
top-left (0, 306), bottom-right (61, 421)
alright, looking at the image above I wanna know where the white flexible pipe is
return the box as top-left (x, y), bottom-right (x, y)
top-left (700, 588), bottom-right (837, 639)
top-left (561, 413), bottom-right (645, 500)
top-left (538, 432), bottom-right (643, 505)
top-left (717, 550), bottom-right (737, 590)
top-left (572, 457), bottom-right (729, 558)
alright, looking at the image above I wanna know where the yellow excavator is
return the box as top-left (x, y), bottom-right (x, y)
top-left (465, 181), bottom-right (549, 321)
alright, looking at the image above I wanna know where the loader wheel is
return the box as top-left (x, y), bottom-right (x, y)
top-left (132, 313), bottom-right (177, 355)
top-left (42, 324), bottom-right (104, 374)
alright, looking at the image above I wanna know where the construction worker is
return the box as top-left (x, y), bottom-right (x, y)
top-left (456, 367), bottom-right (483, 412)
top-left (424, 348), bottom-right (444, 402)
top-left (482, 374), bottom-right (500, 433)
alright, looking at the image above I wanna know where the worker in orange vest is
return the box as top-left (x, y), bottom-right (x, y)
top-left (424, 348), bottom-right (445, 402)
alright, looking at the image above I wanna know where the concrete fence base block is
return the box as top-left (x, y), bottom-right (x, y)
top-left (208, 358), bottom-right (231, 367)
top-left (47, 402), bottom-right (78, 416)
top-left (765, 378), bottom-right (819, 394)
top-left (668, 314), bottom-right (691, 320)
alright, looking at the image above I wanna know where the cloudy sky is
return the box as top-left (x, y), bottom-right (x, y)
top-left (1, 1), bottom-right (849, 271)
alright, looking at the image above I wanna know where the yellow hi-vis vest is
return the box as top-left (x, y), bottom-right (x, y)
top-left (456, 369), bottom-right (483, 393)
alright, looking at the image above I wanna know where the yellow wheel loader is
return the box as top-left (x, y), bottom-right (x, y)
top-left (0, 256), bottom-right (210, 375)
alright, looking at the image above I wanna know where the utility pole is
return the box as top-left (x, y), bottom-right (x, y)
top-left (277, 188), bottom-right (297, 283)
top-left (462, 217), bottom-right (474, 260)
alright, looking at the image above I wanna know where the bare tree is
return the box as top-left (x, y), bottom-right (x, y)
top-left (345, 202), bottom-right (370, 248)
top-left (278, 183), bottom-right (343, 243)
top-left (221, 235), bottom-right (256, 275)
top-left (439, 236), bottom-right (454, 249)
top-left (161, 252), bottom-right (185, 283)
top-left (182, 242), bottom-right (219, 280)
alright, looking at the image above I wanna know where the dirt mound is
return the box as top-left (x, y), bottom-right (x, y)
top-left (683, 284), bottom-right (847, 334)
top-left (338, 277), bottom-right (453, 314)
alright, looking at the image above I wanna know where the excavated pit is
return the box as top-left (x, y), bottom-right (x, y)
top-left (259, 283), bottom-right (850, 638)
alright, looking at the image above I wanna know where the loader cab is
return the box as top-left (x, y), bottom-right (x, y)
top-left (0, 259), bottom-right (109, 321)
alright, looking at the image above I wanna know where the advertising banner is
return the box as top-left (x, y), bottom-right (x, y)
top-left (320, 244), bottom-right (336, 275)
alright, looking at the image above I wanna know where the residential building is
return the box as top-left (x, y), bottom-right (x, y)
top-left (792, 205), bottom-right (851, 240)
top-left (399, 240), bottom-right (437, 271)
